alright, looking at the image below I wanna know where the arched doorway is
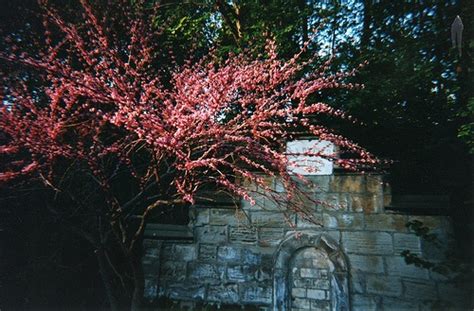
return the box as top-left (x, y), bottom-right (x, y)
top-left (273, 232), bottom-right (349, 311)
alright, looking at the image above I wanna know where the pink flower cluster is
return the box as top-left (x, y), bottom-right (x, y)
top-left (0, 0), bottom-right (377, 207)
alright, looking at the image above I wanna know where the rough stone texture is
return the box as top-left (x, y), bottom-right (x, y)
top-left (366, 276), bottom-right (402, 297)
top-left (348, 254), bottom-right (384, 273)
top-left (385, 256), bottom-right (429, 279)
top-left (342, 231), bottom-right (393, 255)
top-left (142, 173), bottom-right (468, 310)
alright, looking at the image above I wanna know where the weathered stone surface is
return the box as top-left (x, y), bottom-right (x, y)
top-left (350, 272), bottom-right (366, 294)
top-left (251, 211), bottom-right (295, 227)
top-left (210, 208), bottom-right (248, 226)
top-left (348, 254), bottom-right (384, 273)
top-left (315, 192), bottom-right (350, 211)
top-left (366, 275), bottom-right (402, 296)
top-left (342, 231), bottom-right (393, 255)
top-left (330, 175), bottom-right (366, 193)
top-left (217, 246), bottom-right (241, 262)
top-left (381, 298), bottom-right (419, 311)
top-left (144, 278), bottom-right (158, 301)
top-left (292, 287), bottom-right (306, 298)
top-left (160, 261), bottom-right (187, 280)
top-left (364, 214), bottom-right (407, 232)
top-left (188, 262), bottom-right (219, 280)
top-left (229, 226), bottom-right (257, 244)
top-left (292, 297), bottom-right (311, 309)
top-left (258, 227), bottom-right (285, 246)
top-left (350, 194), bottom-right (383, 213)
top-left (226, 265), bottom-right (254, 282)
top-left (365, 175), bottom-right (383, 195)
top-left (306, 175), bottom-right (331, 192)
top-left (385, 256), bottom-right (429, 279)
top-left (403, 280), bottom-right (438, 300)
top-left (190, 208), bottom-right (209, 226)
top-left (351, 294), bottom-right (377, 311)
top-left (143, 239), bottom-right (162, 257)
top-left (242, 248), bottom-right (261, 265)
top-left (195, 225), bottom-right (227, 244)
top-left (207, 284), bottom-right (239, 303)
top-left (174, 244), bottom-right (197, 261)
top-left (166, 284), bottom-right (206, 301)
top-left (323, 212), bottom-right (364, 229)
top-left (310, 300), bottom-right (331, 311)
top-left (295, 214), bottom-right (323, 228)
top-left (307, 289), bottom-right (327, 300)
top-left (241, 284), bottom-right (272, 304)
top-left (143, 174), bottom-right (458, 311)
top-left (393, 233), bottom-right (422, 255)
top-left (241, 192), bottom-right (266, 210)
top-left (198, 244), bottom-right (217, 260)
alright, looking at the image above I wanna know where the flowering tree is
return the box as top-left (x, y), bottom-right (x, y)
top-left (0, 0), bottom-right (376, 309)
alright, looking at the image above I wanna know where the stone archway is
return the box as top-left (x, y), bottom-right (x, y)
top-left (273, 232), bottom-right (349, 311)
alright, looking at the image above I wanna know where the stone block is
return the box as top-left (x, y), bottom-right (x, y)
top-left (403, 280), bottom-right (438, 301)
top-left (188, 262), bottom-right (219, 280)
top-left (366, 275), bottom-right (402, 297)
top-left (174, 244), bottom-right (197, 261)
top-left (315, 192), bottom-right (351, 211)
top-left (323, 212), bottom-right (364, 229)
top-left (160, 261), bottom-right (187, 280)
top-left (342, 231), bottom-right (393, 255)
top-left (348, 254), bottom-right (384, 273)
top-left (229, 226), bottom-right (257, 244)
top-left (242, 248), bottom-right (261, 265)
top-left (143, 239), bottom-right (163, 257)
top-left (191, 208), bottom-right (209, 226)
top-left (258, 227), bottom-right (285, 246)
top-left (217, 246), bottom-right (241, 262)
top-left (210, 208), bottom-right (249, 226)
top-left (380, 299), bottom-right (419, 311)
top-left (240, 284), bottom-right (272, 304)
top-left (393, 233), bottom-right (422, 256)
top-left (241, 192), bottom-right (266, 210)
top-left (144, 278), bottom-right (158, 301)
top-left (350, 194), bottom-right (383, 213)
top-left (226, 265), bottom-right (254, 282)
top-left (251, 211), bottom-right (295, 227)
top-left (199, 244), bottom-right (217, 260)
top-left (296, 214), bottom-right (323, 229)
top-left (166, 284), bottom-right (206, 301)
top-left (330, 175), bottom-right (366, 193)
top-left (365, 175), bottom-right (383, 195)
top-left (207, 284), bottom-right (239, 303)
top-left (195, 225), bottom-right (227, 244)
top-left (300, 268), bottom-right (321, 278)
top-left (307, 289), bottom-right (327, 300)
top-left (351, 294), bottom-right (377, 311)
top-left (292, 287), bottom-right (306, 298)
top-left (292, 297), bottom-right (311, 309)
top-left (350, 272), bottom-right (366, 294)
top-left (364, 214), bottom-right (407, 232)
top-left (310, 300), bottom-right (331, 311)
top-left (385, 256), bottom-right (429, 279)
top-left (306, 175), bottom-right (332, 192)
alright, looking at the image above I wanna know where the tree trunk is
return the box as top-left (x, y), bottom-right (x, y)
top-left (130, 253), bottom-right (145, 311)
top-left (96, 247), bottom-right (120, 311)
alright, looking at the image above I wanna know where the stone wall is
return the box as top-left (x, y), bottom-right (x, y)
top-left (142, 174), bottom-right (470, 310)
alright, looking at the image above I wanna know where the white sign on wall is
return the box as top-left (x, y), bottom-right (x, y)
top-left (286, 139), bottom-right (334, 175)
